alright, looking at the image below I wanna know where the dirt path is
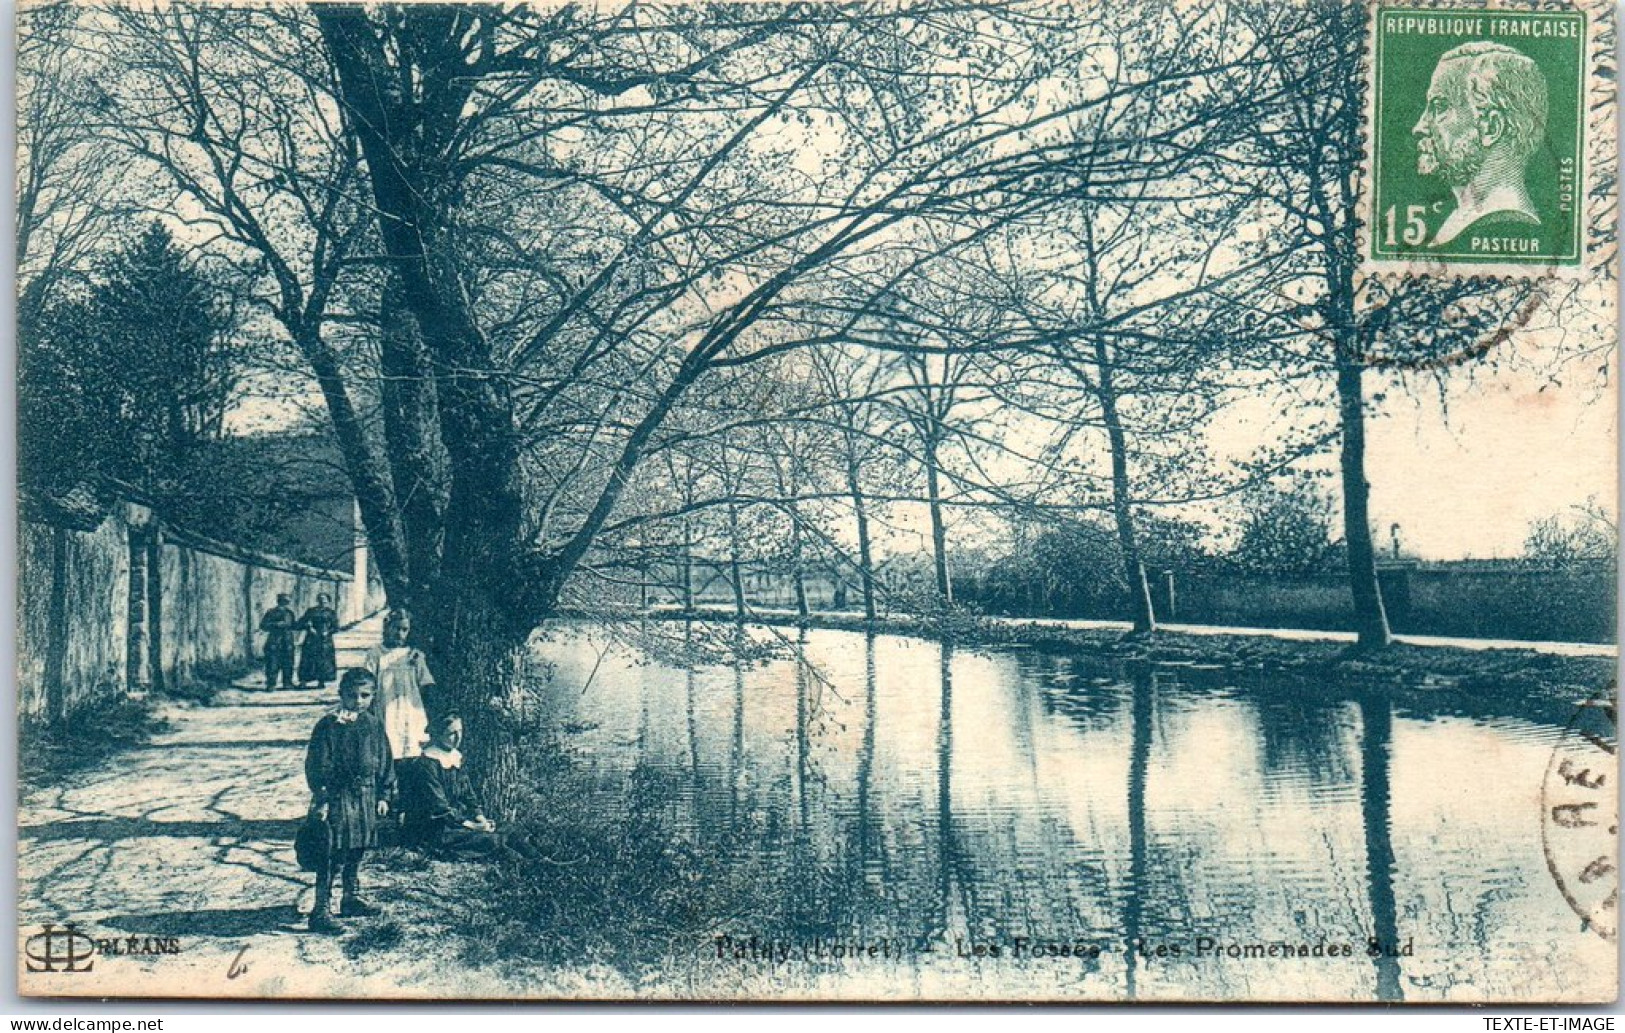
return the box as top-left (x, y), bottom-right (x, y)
top-left (16, 624), bottom-right (535, 999)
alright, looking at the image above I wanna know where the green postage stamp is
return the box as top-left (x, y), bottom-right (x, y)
top-left (1367, 6), bottom-right (1587, 270)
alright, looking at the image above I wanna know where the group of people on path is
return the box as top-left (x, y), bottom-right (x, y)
top-left (277, 606), bottom-right (538, 935)
top-left (258, 593), bottom-right (339, 689)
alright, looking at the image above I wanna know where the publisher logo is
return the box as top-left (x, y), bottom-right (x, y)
top-left (24, 924), bottom-right (97, 973)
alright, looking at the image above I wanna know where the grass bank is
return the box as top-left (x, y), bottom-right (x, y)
top-left (416, 707), bottom-right (887, 993)
top-left (18, 697), bottom-right (170, 788)
top-left (637, 607), bottom-right (1616, 709)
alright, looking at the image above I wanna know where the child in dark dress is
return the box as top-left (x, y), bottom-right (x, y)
top-left (304, 668), bottom-right (395, 933)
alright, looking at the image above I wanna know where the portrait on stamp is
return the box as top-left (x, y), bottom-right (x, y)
top-left (1412, 41), bottom-right (1548, 246)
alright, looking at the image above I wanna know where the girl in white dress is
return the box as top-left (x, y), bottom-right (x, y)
top-left (367, 609), bottom-right (436, 760)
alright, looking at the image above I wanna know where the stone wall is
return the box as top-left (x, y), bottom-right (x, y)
top-left (1096, 565), bottom-right (1615, 643)
top-left (18, 498), bottom-right (366, 727)
top-left (18, 515), bottom-right (131, 724)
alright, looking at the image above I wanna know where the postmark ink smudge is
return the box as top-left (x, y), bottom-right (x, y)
top-left (1541, 686), bottom-right (1618, 941)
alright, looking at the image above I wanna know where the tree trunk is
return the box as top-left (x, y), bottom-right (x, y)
top-left (1311, 1), bottom-right (1390, 652)
top-left (294, 325), bottom-right (409, 604)
top-left (847, 454), bottom-right (877, 621)
top-left (638, 549), bottom-right (649, 612)
top-left (727, 503), bottom-right (747, 621)
top-left (318, 9), bottom-right (544, 672)
top-left (1336, 359), bottom-right (1393, 647)
top-left (923, 432), bottom-right (952, 604)
top-left (434, 593), bottom-right (525, 771)
top-left (681, 518), bottom-right (695, 614)
top-left (788, 495), bottom-right (810, 620)
top-left (429, 403), bottom-right (535, 669)
top-left (1094, 339), bottom-right (1156, 633)
top-left (378, 271), bottom-right (450, 618)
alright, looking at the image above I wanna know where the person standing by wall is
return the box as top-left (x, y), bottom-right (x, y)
top-left (260, 592), bottom-right (298, 689)
top-left (297, 593), bottom-right (340, 689)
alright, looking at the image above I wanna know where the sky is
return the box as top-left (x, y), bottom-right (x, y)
top-left (1195, 343), bottom-right (1618, 562)
top-left (1364, 358), bottom-right (1616, 561)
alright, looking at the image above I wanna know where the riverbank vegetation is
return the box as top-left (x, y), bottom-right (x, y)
top-left (685, 610), bottom-right (1614, 702)
top-left (18, 697), bottom-right (169, 787)
top-left (403, 681), bottom-right (892, 987)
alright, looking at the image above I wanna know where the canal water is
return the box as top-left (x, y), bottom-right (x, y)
top-left (528, 624), bottom-right (1614, 1001)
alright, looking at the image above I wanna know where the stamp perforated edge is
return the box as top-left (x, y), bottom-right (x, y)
top-left (1354, 0), bottom-right (1614, 284)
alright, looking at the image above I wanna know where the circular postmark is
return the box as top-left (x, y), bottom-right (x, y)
top-left (1352, 272), bottom-right (1555, 374)
top-left (1541, 686), bottom-right (1618, 941)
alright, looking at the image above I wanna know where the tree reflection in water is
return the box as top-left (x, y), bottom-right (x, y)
top-left (1360, 695), bottom-right (1404, 1002)
top-left (525, 625), bottom-right (1601, 999)
top-left (1124, 663), bottom-right (1153, 999)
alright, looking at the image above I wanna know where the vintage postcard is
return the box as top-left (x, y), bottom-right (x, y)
top-left (14, 0), bottom-right (1619, 1003)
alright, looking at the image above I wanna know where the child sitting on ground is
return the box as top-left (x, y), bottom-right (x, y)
top-left (397, 712), bottom-right (540, 862)
top-left (304, 668), bottom-right (395, 933)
